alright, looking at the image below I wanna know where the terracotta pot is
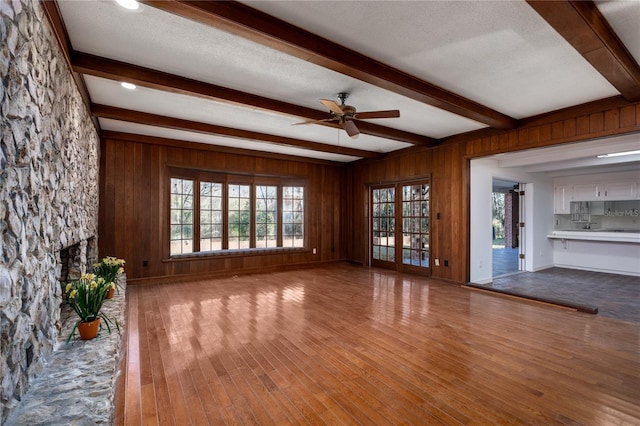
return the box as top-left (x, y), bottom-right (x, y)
top-left (105, 287), bottom-right (115, 299)
top-left (77, 318), bottom-right (101, 340)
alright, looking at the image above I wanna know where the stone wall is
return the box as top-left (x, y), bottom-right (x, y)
top-left (0, 0), bottom-right (100, 422)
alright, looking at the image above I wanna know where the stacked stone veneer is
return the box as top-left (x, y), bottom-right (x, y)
top-left (0, 0), bottom-right (100, 422)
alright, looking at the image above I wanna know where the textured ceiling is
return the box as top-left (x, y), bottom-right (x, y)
top-left (54, 0), bottom-right (640, 166)
top-left (242, 0), bottom-right (618, 117)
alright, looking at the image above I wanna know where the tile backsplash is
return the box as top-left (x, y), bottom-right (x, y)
top-left (554, 200), bottom-right (640, 232)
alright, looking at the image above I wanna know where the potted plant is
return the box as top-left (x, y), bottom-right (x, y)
top-left (92, 256), bottom-right (126, 298)
top-left (64, 273), bottom-right (119, 342)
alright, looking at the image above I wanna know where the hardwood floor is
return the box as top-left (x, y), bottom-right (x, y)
top-left (115, 263), bottom-right (640, 425)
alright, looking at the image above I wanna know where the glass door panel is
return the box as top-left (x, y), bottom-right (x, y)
top-left (371, 181), bottom-right (429, 274)
top-left (372, 186), bottom-right (396, 267)
top-left (402, 183), bottom-right (429, 270)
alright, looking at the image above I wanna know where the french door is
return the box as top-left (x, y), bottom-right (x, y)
top-left (371, 181), bottom-right (430, 274)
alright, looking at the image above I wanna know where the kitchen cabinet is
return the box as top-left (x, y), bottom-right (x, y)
top-left (554, 172), bottom-right (640, 213)
top-left (601, 180), bottom-right (637, 199)
top-left (572, 183), bottom-right (600, 201)
top-left (570, 180), bottom-right (638, 201)
top-left (554, 185), bottom-right (570, 213)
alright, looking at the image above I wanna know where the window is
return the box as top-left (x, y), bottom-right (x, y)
top-left (228, 184), bottom-right (251, 250)
top-left (170, 178), bottom-right (194, 255)
top-left (255, 185), bottom-right (278, 248)
top-left (168, 171), bottom-right (305, 256)
top-left (200, 182), bottom-right (223, 251)
top-left (282, 186), bottom-right (304, 247)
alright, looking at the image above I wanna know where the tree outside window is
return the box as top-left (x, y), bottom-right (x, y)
top-left (200, 182), bottom-right (223, 251)
top-left (256, 185), bottom-right (278, 248)
top-left (170, 178), bottom-right (193, 255)
top-left (228, 184), bottom-right (251, 250)
top-left (169, 173), bottom-right (305, 256)
top-left (282, 186), bottom-right (304, 248)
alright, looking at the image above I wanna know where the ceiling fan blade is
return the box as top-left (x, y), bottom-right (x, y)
top-left (354, 110), bottom-right (400, 119)
top-left (292, 118), bottom-right (335, 126)
top-left (320, 99), bottom-right (344, 115)
top-left (344, 120), bottom-right (360, 138)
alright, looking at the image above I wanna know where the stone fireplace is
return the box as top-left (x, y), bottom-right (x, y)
top-left (56, 237), bottom-right (97, 338)
top-left (59, 243), bottom-right (82, 284)
top-left (58, 237), bottom-right (98, 284)
top-left (0, 1), bottom-right (101, 422)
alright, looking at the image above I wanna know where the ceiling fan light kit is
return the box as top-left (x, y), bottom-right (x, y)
top-left (298, 92), bottom-right (400, 139)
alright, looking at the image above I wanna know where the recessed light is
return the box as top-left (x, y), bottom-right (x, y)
top-left (596, 150), bottom-right (640, 158)
top-left (115, 0), bottom-right (139, 10)
top-left (121, 82), bottom-right (137, 90)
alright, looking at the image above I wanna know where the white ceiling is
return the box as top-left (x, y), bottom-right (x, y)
top-left (485, 133), bottom-right (640, 176)
top-left (55, 0), bottom-right (640, 166)
top-left (243, 0), bottom-right (618, 117)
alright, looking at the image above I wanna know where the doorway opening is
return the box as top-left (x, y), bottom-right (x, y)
top-left (492, 179), bottom-right (522, 278)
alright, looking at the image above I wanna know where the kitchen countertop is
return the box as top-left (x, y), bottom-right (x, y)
top-left (548, 230), bottom-right (640, 243)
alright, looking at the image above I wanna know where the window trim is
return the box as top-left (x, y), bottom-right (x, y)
top-left (164, 167), bottom-right (308, 261)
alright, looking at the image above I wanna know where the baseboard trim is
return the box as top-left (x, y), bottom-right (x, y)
top-left (553, 264), bottom-right (640, 277)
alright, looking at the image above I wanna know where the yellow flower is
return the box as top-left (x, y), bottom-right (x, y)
top-left (90, 281), bottom-right (98, 290)
top-left (117, 267), bottom-right (124, 274)
top-left (69, 289), bottom-right (77, 298)
top-left (109, 282), bottom-right (116, 290)
top-left (65, 283), bottom-right (72, 292)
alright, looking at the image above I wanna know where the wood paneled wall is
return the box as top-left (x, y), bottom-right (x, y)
top-left (98, 136), bottom-right (345, 282)
top-left (346, 97), bottom-right (640, 283)
top-left (100, 98), bottom-right (639, 284)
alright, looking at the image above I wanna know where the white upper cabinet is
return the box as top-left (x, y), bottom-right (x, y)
top-left (601, 181), bottom-right (637, 199)
top-left (554, 185), bottom-right (570, 213)
top-left (554, 171), bottom-right (640, 208)
top-left (572, 183), bottom-right (600, 201)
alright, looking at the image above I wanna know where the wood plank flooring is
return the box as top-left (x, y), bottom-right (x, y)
top-left (115, 263), bottom-right (640, 425)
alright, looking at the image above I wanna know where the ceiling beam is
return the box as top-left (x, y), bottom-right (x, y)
top-left (92, 104), bottom-right (384, 159)
top-left (72, 52), bottom-right (435, 147)
top-left (527, 0), bottom-right (640, 102)
top-left (142, 0), bottom-right (517, 130)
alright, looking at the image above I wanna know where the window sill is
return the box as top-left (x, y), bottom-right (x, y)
top-left (163, 247), bottom-right (307, 262)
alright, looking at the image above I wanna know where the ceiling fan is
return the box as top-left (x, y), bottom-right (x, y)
top-left (295, 92), bottom-right (400, 139)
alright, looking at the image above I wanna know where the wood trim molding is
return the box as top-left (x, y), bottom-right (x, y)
top-left (93, 104), bottom-right (384, 159)
top-left (142, 0), bottom-right (517, 130)
top-left (527, 0), bottom-right (640, 102)
top-left (41, 1), bottom-right (72, 66)
top-left (101, 130), bottom-right (347, 167)
top-left (72, 52), bottom-right (435, 147)
top-left (437, 96), bottom-right (639, 147)
top-left (41, 1), bottom-right (97, 128)
top-left (518, 96), bottom-right (633, 128)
